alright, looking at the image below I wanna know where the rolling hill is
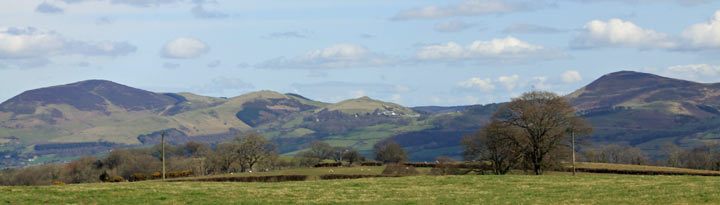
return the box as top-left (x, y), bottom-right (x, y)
top-left (4, 70), bottom-right (720, 167)
top-left (566, 71), bottom-right (720, 156)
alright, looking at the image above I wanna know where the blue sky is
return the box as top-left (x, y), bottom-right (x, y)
top-left (2, 0), bottom-right (720, 106)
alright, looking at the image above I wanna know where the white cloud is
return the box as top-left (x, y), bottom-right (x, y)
top-left (0, 27), bottom-right (136, 59)
top-left (663, 64), bottom-right (720, 81)
top-left (394, 85), bottom-right (412, 93)
top-left (682, 11), bottom-right (720, 48)
top-left (35, 2), bottom-right (64, 14)
top-left (96, 17), bottom-right (114, 25)
top-left (108, 0), bottom-right (185, 7)
top-left (265, 30), bottom-right (313, 39)
top-left (58, 0), bottom-right (185, 7)
top-left (532, 76), bottom-right (552, 90)
top-left (434, 20), bottom-right (475, 32)
top-left (0, 58), bottom-right (51, 69)
top-left (572, 19), bottom-right (677, 49)
top-left (573, 0), bottom-right (709, 6)
top-left (392, 0), bottom-right (539, 20)
top-left (257, 44), bottom-right (396, 69)
top-left (457, 77), bottom-right (495, 91)
top-left (163, 62), bottom-right (180, 69)
top-left (207, 60), bottom-right (221, 68)
top-left (349, 90), bottom-right (367, 98)
top-left (466, 95), bottom-right (480, 104)
top-left (415, 37), bottom-right (564, 62)
top-left (236, 63), bottom-right (249, 69)
top-left (391, 94), bottom-right (402, 103)
top-left (161, 37), bottom-right (209, 59)
top-left (497, 74), bottom-right (519, 90)
top-left (191, 4), bottom-right (228, 19)
top-left (192, 77), bottom-right (255, 94)
top-left (561, 70), bottom-right (583, 83)
top-left (502, 24), bottom-right (563, 34)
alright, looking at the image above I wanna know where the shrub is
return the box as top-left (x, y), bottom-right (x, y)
top-left (571, 167), bottom-right (720, 176)
top-left (108, 176), bottom-right (124, 183)
top-left (99, 171), bottom-right (110, 182)
top-left (314, 162), bottom-right (342, 168)
top-left (129, 173), bottom-right (148, 182)
top-left (429, 163), bottom-right (467, 175)
top-left (403, 162), bottom-right (437, 168)
top-left (361, 161), bottom-right (382, 166)
top-left (169, 175), bottom-right (308, 183)
top-left (53, 181), bottom-right (66, 185)
top-left (382, 163), bottom-right (419, 176)
top-left (151, 170), bottom-right (195, 179)
top-left (456, 162), bottom-right (494, 173)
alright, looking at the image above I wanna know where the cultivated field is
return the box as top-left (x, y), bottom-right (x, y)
top-left (2, 165), bottom-right (720, 204)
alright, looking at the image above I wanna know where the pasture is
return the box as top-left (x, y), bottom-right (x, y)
top-left (2, 165), bottom-right (720, 204)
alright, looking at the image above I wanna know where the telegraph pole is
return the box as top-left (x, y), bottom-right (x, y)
top-left (162, 132), bottom-right (166, 181)
top-left (571, 130), bottom-right (576, 176)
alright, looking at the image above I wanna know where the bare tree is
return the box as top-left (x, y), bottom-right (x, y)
top-left (581, 144), bottom-right (650, 165)
top-left (307, 141), bottom-right (333, 160)
top-left (663, 143), bottom-right (685, 167)
top-left (234, 133), bottom-right (276, 172)
top-left (329, 146), bottom-right (347, 162)
top-left (373, 140), bottom-right (408, 163)
top-left (343, 150), bottom-right (361, 166)
top-left (492, 91), bottom-right (592, 175)
top-left (462, 120), bottom-right (522, 175)
top-left (207, 143), bottom-right (238, 173)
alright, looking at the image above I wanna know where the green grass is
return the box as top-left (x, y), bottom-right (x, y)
top-left (2, 174), bottom-right (719, 204)
top-left (192, 166), bottom-right (407, 180)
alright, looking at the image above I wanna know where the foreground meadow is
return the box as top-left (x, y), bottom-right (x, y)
top-left (2, 173), bottom-right (719, 204)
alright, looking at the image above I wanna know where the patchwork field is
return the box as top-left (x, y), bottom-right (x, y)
top-left (2, 167), bottom-right (720, 204)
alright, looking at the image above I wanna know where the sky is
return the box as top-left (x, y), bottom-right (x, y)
top-left (2, 0), bottom-right (720, 106)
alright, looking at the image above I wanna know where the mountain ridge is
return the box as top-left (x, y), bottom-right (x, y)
top-left (4, 70), bottom-right (720, 167)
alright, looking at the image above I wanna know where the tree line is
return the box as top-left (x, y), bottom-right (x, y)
top-left (461, 91), bottom-right (720, 174)
top-left (0, 132), bottom-right (410, 186)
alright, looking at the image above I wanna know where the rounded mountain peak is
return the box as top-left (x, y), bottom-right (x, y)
top-left (0, 80), bottom-right (179, 114)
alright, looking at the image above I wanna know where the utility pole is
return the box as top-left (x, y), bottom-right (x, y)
top-left (162, 132), bottom-right (166, 181)
top-left (571, 130), bottom-right (576, 176)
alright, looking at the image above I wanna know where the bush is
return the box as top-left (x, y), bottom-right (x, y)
top-left (99, 171), bottom-right (110, 182)
top-left (571, 167), bottom-right (720, 176)
top-left (151, 170), bottom-right (195, 179)
top-left (319, 174), bottom-right (400, 180)
top-left (129, 173), bottom-right (148, 182)
top-left (169, 175), bottom-right (308, 182)
top-left (108, 176), bottom-right (124, 183)
top-left (382, 163), bottom-right (419, 176)
top-left (429, 163), bottom-right (467, 175)
top-left (314, 162), bottom-right (342, 168)
top-left (403, 162), bottom-right (437, 168)
top-left (361, 161), bottom-right (382, 166)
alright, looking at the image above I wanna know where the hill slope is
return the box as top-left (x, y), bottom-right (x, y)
top-left (566, 71), bottom-right (720, 156)
top-left (5, 71), bottom-right (720, 167)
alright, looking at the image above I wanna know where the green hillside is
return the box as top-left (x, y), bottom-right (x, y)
top-left (5, 71), bottom-right (720, 168)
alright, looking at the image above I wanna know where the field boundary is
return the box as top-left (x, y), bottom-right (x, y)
top-left (166, 175), bottom-right (308, 182)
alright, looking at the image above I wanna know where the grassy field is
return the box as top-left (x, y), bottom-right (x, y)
top-left (573, 162), bottom-right (720, 175)
top-left (2, 173), bottom-right (720, 204)
top-left (3, 164), bottom-right (720, 204)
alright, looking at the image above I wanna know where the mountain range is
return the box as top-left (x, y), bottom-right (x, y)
top-left (2, 71), bottom-right (720, 167)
